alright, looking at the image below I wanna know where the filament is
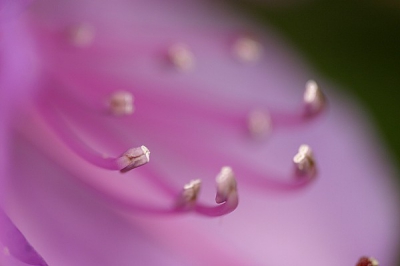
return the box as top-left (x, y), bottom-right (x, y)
top-left (37, 95), bottom-right (147, 172)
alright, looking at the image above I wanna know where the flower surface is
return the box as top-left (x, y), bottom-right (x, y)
top-left (1, 0), bottom-right (399, 265)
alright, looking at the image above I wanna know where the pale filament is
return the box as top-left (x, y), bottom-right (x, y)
top-left (33, 98), bottom-right (238, 218)
top-left (65, 96), bottom-right (317, 195)
top-left (225, 145), bottom-right (317, 192)
top-left (128, 80), bottom-right (326, 141)
top-left (50, 76), bottom-right (325, 141)
top-left (45, 82), bottom-right (135, 117)
top-left (138, 139), bottom-right (318, 194)
top-left (72, 101), bottom-right (318, 195)
top-left (29, 24), bottom-right (330, 222)
top-left (93, 167), bottom-right (239, 217)
top-left (37, 95), bottom-right (148, 172)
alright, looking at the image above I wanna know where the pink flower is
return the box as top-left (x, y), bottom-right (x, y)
top-left (1, 0), bottom-right (399, 265)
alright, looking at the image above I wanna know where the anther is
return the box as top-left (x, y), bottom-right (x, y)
top-left (232, 36), bottom-right (262, 63)
top-left (118, 145), bottom-right (150, 173)
top-left (177, 179), bottom-right (202, 208)
top-left (68, 23), bottom-right (95, 47)
top-left (303, 80), bottom-right (326, 117)
top-left (215, 166), bottom-right (237, 203)
top-left (247, 109), bottom-right (272, 139)
top-left (356, 257), bottom-right (379, 266)
top-left (108, 91), bottom-right (134, 116)
top-left (191, 167), bottom-right (238, 216)
top-left (293, 144), bottom-right (316, 179)
top-left (167, 43), bottom-right (195, 71)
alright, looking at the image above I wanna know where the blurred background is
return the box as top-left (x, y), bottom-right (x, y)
top-left (231, 0), bottom-right (400, 263)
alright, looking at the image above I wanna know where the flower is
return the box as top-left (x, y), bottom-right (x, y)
top-left (1, 0), bottom-right (399, 265)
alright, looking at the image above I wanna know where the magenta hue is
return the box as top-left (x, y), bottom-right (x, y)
top-left (0, 210), bottom-right (48, 266)
top-left (1, 0), bottom-right (399, 265)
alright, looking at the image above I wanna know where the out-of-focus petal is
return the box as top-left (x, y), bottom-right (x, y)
top-left (1, 0), bottom-right (399, 265)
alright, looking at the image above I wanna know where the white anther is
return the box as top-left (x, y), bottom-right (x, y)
top-left (68, 23), bottom-right (95, 47)
top-left (215, 166), bottom-right (237, 204)
top-left (293, 144), bottom-right (316, 178)
top-left (233, 36), bottom-right (262, 63)
top-left (247, 109), bottom-right (272, 139)
top-left (369, 258), bottom-right (379, 266)
top-left (168, 43), bottom-right (195, 71)
top-left (108, 91), bottom-right (134, 116)
top-left (182, 179), bottom-right (202, 203)
top-left (118, 145), bottom-right (150, 172)
top-left (303, 80), bottom-right (326, 116)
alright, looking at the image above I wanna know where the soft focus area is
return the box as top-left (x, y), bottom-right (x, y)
top-left (235, 0), bottom-right (400, 177)
top-left (234, 0), bottom-right (400, 263)
top-left (1, 0), bottom-right (399, 265)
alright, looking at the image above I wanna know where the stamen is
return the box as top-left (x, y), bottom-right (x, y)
top-left (264, 80), bottom-right (327, 128)
top-left (167, 43), bottom-right (195, 71)
top-left (49, 85), bottom-right (135, 116)
top-left (215, 166), bottom-right (237, 203)
top-left (177, 179), bottom-right (202, 208)
top-left (139, 167), bottom-right (239, 217)
top-left (195, 167), bottom-right (239, 217)
top-left (232, 36), bottom-right (262, 63)
top-left (204, 146), bottom-right (317, 193)
top-left (125, 80), bottom-right (325, 136)
top-left (110, 110), bottom-right (317, 194)
top-left (356, 257), bottom-right (379, 266)
top-left (108, 91), bottom-right (134, 116)
top-left (293, 144), bottom-right (317, 179)
top-left (38, 100), bottom-right (148, 171)
top-left (68, 23), bottom-right (95, 47)
top-left (303, 80), bottom-right (326, 117)
top-left (88, 167), bottom-right (238, 217)
top-left (118, 145), bottom-right (150, 173)
top-left (247, 109), bottom-right (272, 139)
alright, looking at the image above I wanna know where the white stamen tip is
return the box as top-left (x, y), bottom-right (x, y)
top-left (68, 23), bottom-right (95, 47)
top-left (140, 145), bottom-right (150, 162)
top-left (293, 144), bottom-right (316, 178)
top-left (233, 36), bottom-right (262, 63)
top-left (168, 43), bottom-right (195, 71)
top-left (180, 179), bottom-right (202, 206)
top-left (369, 258), bottom-right (379, 266)
top-left (215, 166), bottom-right (237, 204)
top-left (118, 145), bottom-right (150, 172)
top-left (109, 91), bottom-right (134, 116)
top-left (247, 109), bottom-right (272, 139)
top-left (303, 80), bottom-right (326, 116)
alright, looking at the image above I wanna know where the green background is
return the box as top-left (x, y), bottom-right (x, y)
top-left (233, 0), bottom-right (400, 264)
